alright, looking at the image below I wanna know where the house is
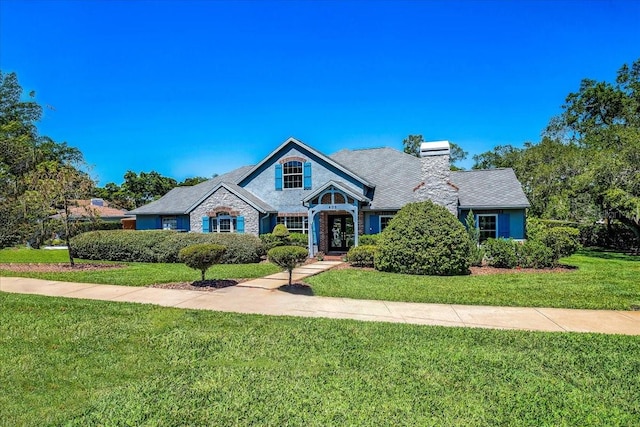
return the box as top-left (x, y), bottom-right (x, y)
top-left (53, 198), bottom-right (132, 223)
top-left (128, 137), bottom-right (530, 256)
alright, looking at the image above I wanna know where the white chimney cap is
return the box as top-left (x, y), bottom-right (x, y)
top-left (420, 141), bottom-right (450, 157)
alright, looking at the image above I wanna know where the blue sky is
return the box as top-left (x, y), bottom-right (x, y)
top-left (1, 0), bottom-right (639, 186)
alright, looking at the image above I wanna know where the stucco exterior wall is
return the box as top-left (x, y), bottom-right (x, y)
top-left (242, 147), bottom-right (367, 213)
top-left (190, 187), bottom-right (260, 235)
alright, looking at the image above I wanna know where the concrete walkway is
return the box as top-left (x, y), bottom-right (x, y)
top-left (2, 263), bottom-right (639, 335)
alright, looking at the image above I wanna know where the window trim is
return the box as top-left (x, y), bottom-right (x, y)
top-left (477, 214), bottom-right (498, 242)
top-left (211, 214), bottom-right (236, 233)
top-left (162, 216), bottom-right (177, 230)
top-left (282, 160), bottom-right (303, 189)
top-left (379, 215), bottom-right (394, 232)
top-left (277, 215), bottom-right (309, 234)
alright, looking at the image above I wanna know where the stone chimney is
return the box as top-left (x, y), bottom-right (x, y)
top-left (413, 141), bottom-right (458, 215)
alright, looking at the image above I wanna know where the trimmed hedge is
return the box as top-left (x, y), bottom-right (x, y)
top-left (541, 226), bottom-right (581, 260)
top-left (483, 238), bottom-right (519, 268)
top-left (346, 245), bottom-right (377, 267)
top-left (70, 230), bottom-right (264, 264)
top-left (359, 234), bottom-right (380, 246)
top-left (516, 240), bottom-right (555, 268)
top-left (375, 201), bottom-right (470, 276)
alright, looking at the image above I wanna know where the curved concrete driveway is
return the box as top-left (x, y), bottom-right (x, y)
top-left (2, 276), bottom-right (638, 335)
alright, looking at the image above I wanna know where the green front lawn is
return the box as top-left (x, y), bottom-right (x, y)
top-left (307, 250), bottom-right (640, 310)
top-left (0, 248), bottom-right (279, 286)
top-left (1, 293), bottom-right (638, 426)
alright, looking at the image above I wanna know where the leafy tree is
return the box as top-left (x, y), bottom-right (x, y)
top-left (179, 243), bottom-right (226, 282)
top-left (24, 161), bottom-right (94, 264)
top-left (448, 142), bottom-right (468, 170)
top-left (179, 176), bottom-right (209, 186)
top-left (464, 210), bottom-right (484, 266)
top-left (545, 58), bottom-right (640, 242)
top-left (267, 245), bottom-right (308, 286)
top-left (95, 170), bottom-right (207, 210)
top-left (402, 134), bottom-right (424, 157)
top-left (0, 70), bottom-right (90, 248)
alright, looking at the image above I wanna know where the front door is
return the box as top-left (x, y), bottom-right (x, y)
top-left (328, 215), bottom-right (354, 252)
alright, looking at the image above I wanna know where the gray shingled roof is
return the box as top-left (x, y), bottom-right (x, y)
top-left (330, 147), bottom-right (530, 210)
top-left (128, 166), bottom-right (255, 215)
top-left (129, 145), bottom-right (529, 215)
top-left (330, 147), bottom-right (422, 209)
top-left (451, 168), bottom-right (530, 209)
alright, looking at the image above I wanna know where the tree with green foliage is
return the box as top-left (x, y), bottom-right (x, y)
top-left (267, 245), bottom-right (308, 286)
top-left (0, 70), bottom-right (90, 248)
top-left (402, 134), bottom-right (424, 157)
top-left (95, 171), bottom-right (210, 210)
top-left (471, 58), bottom-right (639, 248)
top-left (545, 58), bottom-right (640, 242)
top-left (179, 243), bottom-right (226, 282)
top-left (464, 210), bottom-right (484, 266)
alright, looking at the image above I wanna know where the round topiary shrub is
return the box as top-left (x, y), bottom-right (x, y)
top-left (179, 243), bottom-right (226, 281)
top-left (346, 245), bottom-right (377, 267)
top-left (374, 201), bottom-right (471, 275)
top-left (267, 245), bottom-right (308, 285)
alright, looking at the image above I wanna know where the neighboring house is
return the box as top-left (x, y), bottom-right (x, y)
top-left (53, 198), bottom-right (132, 223)
top-left (128, 137), bottom-right (530, 256)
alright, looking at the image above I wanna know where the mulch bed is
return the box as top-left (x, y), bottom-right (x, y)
top-left (330, 263), bottom-right (576, 275)
top-left (150, 279), bottom-right (245, 292)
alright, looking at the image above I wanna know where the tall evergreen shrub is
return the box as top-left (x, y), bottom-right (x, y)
top-left (375, 201), bottom-right (470, 275)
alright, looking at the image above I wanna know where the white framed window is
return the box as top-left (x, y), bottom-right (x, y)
top-left (477, 214), bottom-right (497, 242)
top-left (212, 213), bottom-right (235, 233)
top-left (380, 215), bottom-right (394, 232)
top-left (162, 216), bottom-right (177, 230)
top-left (283, 161), bottom-right (303, 189)
top-left (277, 216), bottom-right (309, 234)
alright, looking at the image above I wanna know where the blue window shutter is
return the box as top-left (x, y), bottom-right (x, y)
top-left (275, 164), bottom-right (283, 190)
top-left (303, 162), bottom-right (312, 190)
top-left (236, 216), bottom-right (245, 233)
top-left (202, 216), bottom-right (210, 233)
top-left (498, 214), bottom-right (510, 238)
top-left (370, 214), bottom-right (379, 234)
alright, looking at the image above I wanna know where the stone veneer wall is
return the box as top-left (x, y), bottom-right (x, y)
top-left (414, 154), bottom-right (458, 215)
top-left (190, 187), bottom-right (260, 235)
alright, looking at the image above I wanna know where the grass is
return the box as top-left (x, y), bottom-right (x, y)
top-left (0, 247), bottom-right (279, 286)
top-left (1, 293), bottom-right (638, 426)
top-left (307, 250), bottom-right (640, 310)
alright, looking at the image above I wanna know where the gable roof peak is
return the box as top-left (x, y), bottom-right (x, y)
top-left (237, 136), bottom-right (375, 188)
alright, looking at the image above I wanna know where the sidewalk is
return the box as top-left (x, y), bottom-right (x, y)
top-left (2, 264), bottom-right (639, 335)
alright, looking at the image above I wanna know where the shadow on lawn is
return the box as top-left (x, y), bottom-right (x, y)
top-left (580, 249), bottom-right (640, 262)
top-left (278, 283), bottom-right (315, 296)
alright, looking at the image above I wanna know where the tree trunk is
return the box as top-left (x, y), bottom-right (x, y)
top-left (63, 201), bottom-right (75, 267)
top-left (288, 268), bottom-right (293, 286)
top-left (617, 215), bottom-right (640, 254)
